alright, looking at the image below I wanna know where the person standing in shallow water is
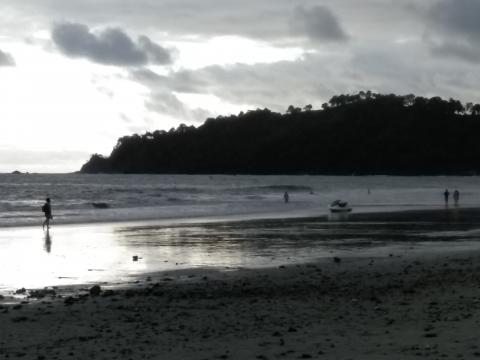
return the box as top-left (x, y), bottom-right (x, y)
top-left (453, 189), bottom-right (460, 206)
top-left (283, 191), bottom-right (289, 203)
top-left (42, 198), bottom-right (53, 230)
top-left (443, 189), bottom-right (450, 205)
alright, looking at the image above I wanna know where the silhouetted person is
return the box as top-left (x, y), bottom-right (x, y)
top-left (453, 189), bottom-right (460, 206)
top-left (443, 189), bottom-right (450, 205)
top-left (42, 198), bottom-right (53, 230)
top-left (283, 191), bottom-right (289, 203)
top-left (44, 229), bottom-right (52, 253)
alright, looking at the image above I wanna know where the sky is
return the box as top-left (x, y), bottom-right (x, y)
top-left (1, 0), bottom-right (480, 173)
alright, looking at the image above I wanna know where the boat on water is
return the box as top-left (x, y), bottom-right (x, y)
top-left (329, 200), bottom-right (352, 213)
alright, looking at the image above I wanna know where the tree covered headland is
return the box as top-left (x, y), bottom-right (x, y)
top-left (80, 91), bottom-right (480, 175)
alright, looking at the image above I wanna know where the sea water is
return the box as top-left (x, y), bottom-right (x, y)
top-left (0, 173), bottom-right (478, 228)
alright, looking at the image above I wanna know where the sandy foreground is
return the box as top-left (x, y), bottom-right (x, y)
top-left (1, 249), bottom-right (480, 360)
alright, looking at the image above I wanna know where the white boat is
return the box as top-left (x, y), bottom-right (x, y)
top-left (329, 200), bottom-right (352, 213)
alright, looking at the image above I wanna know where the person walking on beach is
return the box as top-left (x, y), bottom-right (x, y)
top-left (283, 191), bottom-right (289, 203)
top-left (443, 189), bottom-right (450, 205)
top-left (42, 198), bottom-right (53, 230)
top-left (453, 189), bottom-right (460, 206)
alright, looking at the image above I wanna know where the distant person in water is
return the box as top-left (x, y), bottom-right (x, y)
top-left (42, 198), bottom-right (53, 230)
top-left (283, 191), bottom-right (289, 203)
top-left (453, 189), bottom-right (460, 206)
top-left (443, 189), bottom-right (450, 205)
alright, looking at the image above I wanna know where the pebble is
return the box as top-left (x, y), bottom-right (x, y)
top-left (89, 285), bottom-right (101, 296)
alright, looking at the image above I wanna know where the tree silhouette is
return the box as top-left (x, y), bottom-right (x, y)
top-left (80, 92), bottom-right (480, 175)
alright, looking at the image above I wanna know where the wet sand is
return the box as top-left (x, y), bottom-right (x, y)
top-left (1, 206), bottom-right (479, 294)
top-left (2, 208), bottom-right (480, 359)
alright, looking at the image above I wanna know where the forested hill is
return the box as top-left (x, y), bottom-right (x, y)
top-left (80, 92), bottom-right (480, 175)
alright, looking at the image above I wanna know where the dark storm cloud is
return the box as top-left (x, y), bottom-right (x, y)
top-left (291, 5), bottom-right (348, 42)
top-left (6, 0), bottom-right (362, 42)
top-left (429, 0), bottom-right (480, 37)
top-left (427, 0), bottom-right (480, 62)
top-left (137, 36), bottom-right (172, 64)
top-left (0, 49), bottom-right (15, 66)
top-left (51, 22), bottom-right (173, 66)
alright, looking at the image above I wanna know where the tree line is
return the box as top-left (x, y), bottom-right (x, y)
top-left (80, 92), bottom-right (480, 175)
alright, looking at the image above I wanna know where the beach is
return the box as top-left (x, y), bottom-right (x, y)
top-left (2, 248), bottom-right (480, 359)
top-left (2, 208), bottom-right (480, 359)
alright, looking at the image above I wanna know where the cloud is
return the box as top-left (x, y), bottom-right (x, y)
top-left (145, 91), bottom-right (211, 123)
top-left (131, 56), bottom-right (354, 112)
top-left (131, 43), bottom-right (480, 118)
top-left (51, 22), bottom-right (174, 66)
top-left (6, 0), bottom-right (397, 43)
top-left (429, 0), bottom-right (480, 37)
top-left (426, 0), bottom-right (480, 62)
top-left (0, 49), bottom-right (15, 66)
top-left (291, 5), bottom-right (348, 42)
top-left (130, 69), bottom-right (212, 123)
top-left (137, 36), bottom-right (172, 64)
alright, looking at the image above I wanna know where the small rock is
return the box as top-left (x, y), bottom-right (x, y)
top-left (101, 289), bottom-right (115, 297)
top-left (29, 289), bottom-right (56, 298)
top-left (91, 202), bottom-right (109, 209)
top-left (11, 316), bottom-right (28, 322)
top-left (89, 285), bottom-right (101, 296)
top-left (64, 297), bottom-right (76, 305)
top-left (333, 257), bottom-right (341, 263)
top-left (125, 289), bottom-right (136, 297)
top-left (15, 288), bottom-right (26, 295)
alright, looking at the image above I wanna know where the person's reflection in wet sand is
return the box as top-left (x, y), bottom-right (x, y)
top-left (44, 229), bottom-right (52, 253)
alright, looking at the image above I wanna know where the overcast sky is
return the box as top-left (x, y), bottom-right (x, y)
top-left (1, 0), bottom-right (479, 172)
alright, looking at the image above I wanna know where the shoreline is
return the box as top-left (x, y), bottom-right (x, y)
top-left (2, 248), bottom-right (480, 359)
top-left (2, 206), bottom-right (480, 297)
top-left (0, 202), bottom-right (472, 231)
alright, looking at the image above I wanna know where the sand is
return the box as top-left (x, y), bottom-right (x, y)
top-left (2, 248), bottom-right (480, 360)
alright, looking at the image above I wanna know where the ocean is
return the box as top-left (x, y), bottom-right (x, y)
top-left (0, 173), bottom-right (476, 228)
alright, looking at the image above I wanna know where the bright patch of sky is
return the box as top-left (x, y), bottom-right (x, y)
top-left (170, 35), bottom-right (308, 70)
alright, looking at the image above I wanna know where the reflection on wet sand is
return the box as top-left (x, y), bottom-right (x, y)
top-left (2, 208), bottom-right (480, 293)
top-left (43, 229), bottom-right (52, 253)
top-left (328, 212), bottom-right (351, 222)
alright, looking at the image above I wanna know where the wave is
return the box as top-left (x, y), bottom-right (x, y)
top-left (235, 185), bottom-right (314, 192)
